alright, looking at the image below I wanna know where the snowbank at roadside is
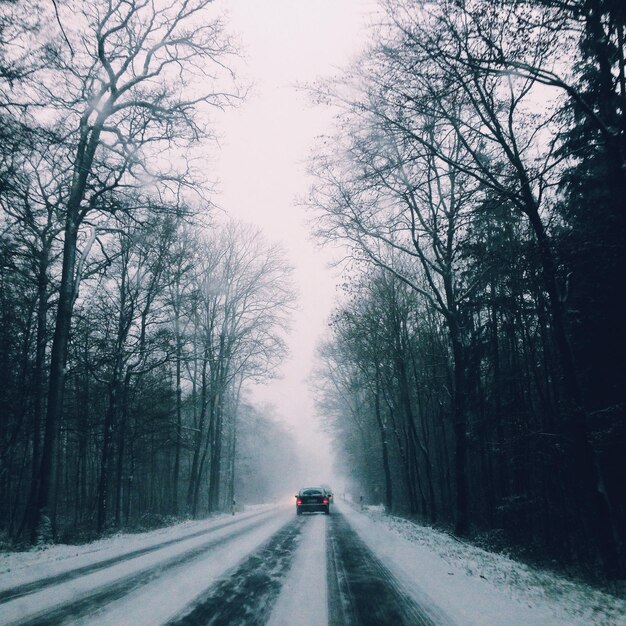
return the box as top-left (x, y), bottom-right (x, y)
top-left (341, 502), bottom-right (626, 626)
top-left (0, 505), bottom-right (272, 591)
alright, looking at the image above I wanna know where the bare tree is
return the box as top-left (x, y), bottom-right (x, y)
top-left (310, 0), bottom-right (624, 574)
top-left (0, 137), bottom-right (67, 536)
top-left (163, 220), bottom-right (198, 516)
top-left (376, 0), bottom-right (622, 573)
top-left (91, 209), bottom-right (178, 532)
top-left (186, 221), bottom-right (295, 516)
top-left (311, 101), bottom-right (482, 532)
top-left (26, 0), bottom-right (239, 538)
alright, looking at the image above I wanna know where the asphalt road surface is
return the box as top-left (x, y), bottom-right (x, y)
top-left (0, 504), bottom-right (451, 626)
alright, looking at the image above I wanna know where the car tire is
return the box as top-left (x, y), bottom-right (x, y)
top-left (296, 508), bottom-right (302, 516)
top-left (324, 506), bottom-right (330, 515)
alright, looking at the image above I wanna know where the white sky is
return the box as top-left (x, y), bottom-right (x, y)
top-left (213, 0), bottom-right (373, 482)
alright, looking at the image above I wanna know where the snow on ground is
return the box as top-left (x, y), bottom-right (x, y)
top-left (2, 502), bottom-right (624, 626)
top-left (0, 504), bottom-right (287, 626)
top-left (268, 515), bottom-right (328, 626)
top-left (0, 505), bottom-right (272, 593)
top-left (78, 508), bottom-right (294, 625)
top-left (341, 501), bottom-right (626, 626)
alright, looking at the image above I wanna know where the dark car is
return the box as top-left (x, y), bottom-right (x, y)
top-left (295, 487), bottom-right (330, 515)
top-left (321, 484), bottom-right (334, 504)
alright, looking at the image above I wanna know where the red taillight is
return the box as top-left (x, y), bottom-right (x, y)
top-left (296, 498), bottom-right (302, 505)
top-left (322, 497), bottom-right (328, 504)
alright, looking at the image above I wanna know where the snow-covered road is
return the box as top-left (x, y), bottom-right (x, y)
top-left (0, 502), bottom-right (623, 625)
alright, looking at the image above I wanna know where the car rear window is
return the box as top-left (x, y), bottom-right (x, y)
top-left (301, 489), bottom-right (322, 496)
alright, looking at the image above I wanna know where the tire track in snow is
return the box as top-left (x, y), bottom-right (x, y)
top-left (266, 514), bottom-right (328, 626)
top-left (5, 511), bottom-right (277, 626)
top-left (327, 511), bottom-right (438, 626)
top-left (168, 516), bottom-right (304, 626)
top-left (0, 510), bottom-right (268, 605)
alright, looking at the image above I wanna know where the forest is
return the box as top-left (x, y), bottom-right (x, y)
top-left (0, 0), bottom-right (297, 545)
top-left (310, 0), bottom-right (625, 580)
top-left (1, 0), bottom-right (624, 586)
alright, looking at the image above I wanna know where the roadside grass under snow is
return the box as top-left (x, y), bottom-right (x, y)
top-left (0, 505), bottom-right (272, 591)
top-left (354, 503), bottom-right (626, 626)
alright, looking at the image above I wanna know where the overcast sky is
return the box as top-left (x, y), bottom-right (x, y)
top-left (213, 0), bottom-right (373, 483)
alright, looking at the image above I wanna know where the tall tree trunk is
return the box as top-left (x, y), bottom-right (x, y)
top-left (21, 246), bottom-right (50, 537)
top-left (208, 395), bottom-right (223, 512)
top-left (228, 416), bottom-right (237, 511)
top-left (374, 373), bottom-right (393, 513)
top-left (34, 222), bottom-right (78, 541)
top-left (172, 335), bottom-right (182, 516)
top-left (97, 373), bottom-right (120, 534)
top-left (449, 316), bottom-right (468, 536)
top-left (115, 370), bottom-right (132, 527)
top-left (187, 353), bottom-right (208, 515)
top-left (33, 119), bottom-right (102, 540)
top-left (196, 388), bottom-right (217, 515)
